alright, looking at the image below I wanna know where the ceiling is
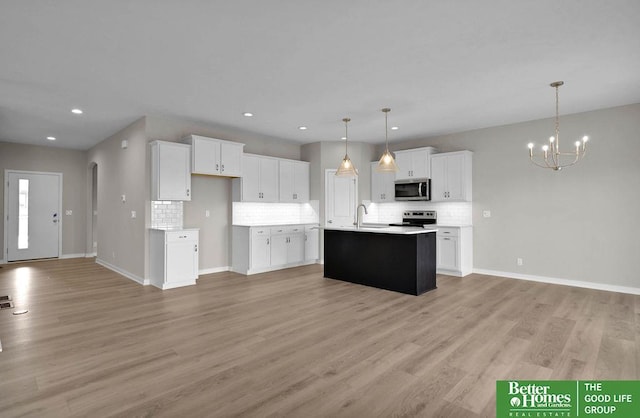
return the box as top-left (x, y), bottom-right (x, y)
top-left (1, 1), bottom-right (639, 150)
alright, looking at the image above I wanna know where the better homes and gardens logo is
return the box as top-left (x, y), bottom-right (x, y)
top-left (497, 380), bottom-right (640, 417)
top-left (498, 380), bottom-right (574, 416)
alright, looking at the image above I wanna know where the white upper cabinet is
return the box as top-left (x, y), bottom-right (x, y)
top-left (430, 150), bottom-right (472, 202)
top-left (394, 147), bottom-right (437, 181)
top-left (237, 154), bottom-right (279, 202)
top-left (370, 161), bottom-right (395, 202)
top-left (150, 140), bottom-right (191, 201)
top-left (183, 135), bottom-right (244, 177)
top-left (279, 159), bottom-right (310, 203)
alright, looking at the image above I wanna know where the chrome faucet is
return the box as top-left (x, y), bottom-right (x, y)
top-left (355, 203), bottom-right (368, 228)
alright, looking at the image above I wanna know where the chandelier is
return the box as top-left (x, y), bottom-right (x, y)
top-left (335, 117), bottom-right (358, 176)
top-left (528, 81), bottom-right (588, 171)
top-left (376, 108), bottom-right (399, 172)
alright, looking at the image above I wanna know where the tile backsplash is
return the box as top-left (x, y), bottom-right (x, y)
top-left (233, 200), bottom-right (320, 226)
top-left (364, 201), bottom-right (472, 226)
top-left (151, 201), bottom-right (183, 228)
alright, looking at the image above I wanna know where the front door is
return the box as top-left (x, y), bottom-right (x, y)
top-left (5, 170), bottom-right (61, 261)
top-left (325, 169), bottom-right (357, 228)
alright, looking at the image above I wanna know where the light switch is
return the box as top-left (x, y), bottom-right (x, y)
top-left (121, 194), bottom-right (126, 203)
top-left (131, 211), bottom-right (136, 219)
top-left (205, 210), bottom-right (210, 218)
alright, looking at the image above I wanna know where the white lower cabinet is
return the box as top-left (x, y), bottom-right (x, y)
top-left (436, 226), bottom-right (472, 277)
top-left (150, 229), bottom-right (199, 289)
top-left (232, 224), bottom-right (319, 275)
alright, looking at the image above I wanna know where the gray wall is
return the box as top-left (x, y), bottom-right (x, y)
top-left (0, 141), bottom-right (87, 259)
top-left (387, 103), bottom-right (640, 289)
top-left (146, 114), bottom-right (304, 271)
top-left (86, 117), bottom-right (148, 281)
top-left (302, 140), bottom-right (377, 260)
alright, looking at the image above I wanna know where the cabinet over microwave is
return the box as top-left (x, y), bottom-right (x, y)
top-left (394, 178), bottom-right (431, 201)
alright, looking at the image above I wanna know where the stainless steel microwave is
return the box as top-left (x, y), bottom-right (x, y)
top-left (394, 178), bottom-right (431, 201)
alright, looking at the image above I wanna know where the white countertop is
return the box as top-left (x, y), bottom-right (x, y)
top-left (323, 225), bottom-right (437, 235)
top-left (149, 227), bottom-right (200, 231)
top-left (233, 223), bottom-right (319, 227)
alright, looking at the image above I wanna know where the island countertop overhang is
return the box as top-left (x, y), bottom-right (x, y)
top-left (321, 225), bottom-right (437, 235)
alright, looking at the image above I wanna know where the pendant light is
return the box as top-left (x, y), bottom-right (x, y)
top-left (527, 81), bottom-right (589, 171)
top-left (376, 107), bottom-right (399, 172)
top-left (335, 117), bottom-right (358, 176)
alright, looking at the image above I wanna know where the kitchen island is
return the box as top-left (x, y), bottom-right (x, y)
top-left (323, 226), bottom-right (437, 296)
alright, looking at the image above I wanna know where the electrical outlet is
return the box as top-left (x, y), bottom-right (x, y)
top-left (517, 258), bottom-right (523, 266)
top-left (131, 210), bottom-right (136, 219)
top-left (483, 210), bottom-right (491, 218)
top-left (205, 210), bottom-right (210, 217)
top-left (65, 210), bottom-right (73, 216)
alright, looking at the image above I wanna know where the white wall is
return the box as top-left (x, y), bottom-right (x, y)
top-left (387, 103), bottom-right (640, 290)
top-left (86, 118), bottom-right (148, 282)
top-left (0, 141), bottom-right (88, 260)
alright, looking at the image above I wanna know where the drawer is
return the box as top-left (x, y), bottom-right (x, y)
top-left (270, 225), bottom-right (304, 235)
top-left (270, 226), bottom-right (288, 235)
top-left (166, 230), bottom-right (199, 242)
top-left (251, 227), bottom-right (270, 238)
top-left (286, 226), bottom-right (303, 234)
top-left (436, 227), bottom-right (459, 237)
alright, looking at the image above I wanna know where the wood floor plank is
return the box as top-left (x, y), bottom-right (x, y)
top-left (1, 258), bottom-right (639, 417)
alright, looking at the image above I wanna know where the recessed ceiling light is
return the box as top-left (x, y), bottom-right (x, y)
top-left (46, 136), bottom-right (56, 141)
top-left (298, 126), bottom-right (308, 130)
top-left (71, 108), bottom-right (83, 114)
top-left (243, 112), bottom-right (253, 117)
top-left (391, 126), bottom-right (399, 130)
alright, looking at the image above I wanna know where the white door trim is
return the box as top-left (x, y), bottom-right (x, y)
top-left (3, 169), bottom-right (63, 262)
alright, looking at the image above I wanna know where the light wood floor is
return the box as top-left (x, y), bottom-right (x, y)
top-left (0, 258), bottom-right (638, 417)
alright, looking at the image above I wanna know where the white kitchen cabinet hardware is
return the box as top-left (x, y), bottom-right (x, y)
top-left (394, 147), bottom-right (437, 181)
top-left (279, 159), bottom-right (310, 202)
top-left (430, 150), bottom-right (472, 202)
top-left (436, 226), bottom-right (472, 277)
top-left (232, 224), bottom-right (319, 275)
top-left (150, 141), bottom-right (191, 201)
top-left (370, 161), bottom-right (396, 202)
top-left (182, 135), bottom-right (244, 177)
top-left (150, 229), bottom-right (199, 289)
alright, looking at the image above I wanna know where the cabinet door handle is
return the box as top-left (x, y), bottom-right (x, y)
top-left (194, 244), bottom-right (198, 252)
top-left (443, 238), bottom-right (451, 240)
top-left (216, 163), bottom-right (219, 171)
top-left (305, 234), bottom-right (307, 241)
top-left (267, 239), bottom-right (269, 245)
top-left (186, 189), bottom-right (190, 197)
top-left (221, 164), bottom-right (225, 172)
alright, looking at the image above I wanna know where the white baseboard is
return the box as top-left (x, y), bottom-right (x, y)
top-left (0, 259), bottom-right (5, 265)
top-left (60, 253), bottom-right (87, 260)
top-left (199, 266), bottom-right (230, 275)
top-left (96, 258), bottom-right (148, 285)
top-left (85, 252), bottom-right (97, 258)
top-left (473, 268), bottom-right (640, 296)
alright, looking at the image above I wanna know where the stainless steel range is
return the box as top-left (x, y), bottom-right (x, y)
top-left (389, 210), bottom-right (437, 227)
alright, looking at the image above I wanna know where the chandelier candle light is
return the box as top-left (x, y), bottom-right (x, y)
top-left (376, 108), bottom-right (399, 172)
top-left (528, 81), bottom-right (588, 171)
top-left (335, 117), bottom-right (358, 176)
